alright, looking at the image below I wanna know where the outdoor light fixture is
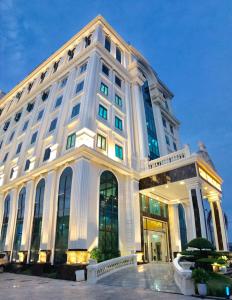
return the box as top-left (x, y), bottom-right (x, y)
top-left (225, 286), bottom-right (231, 299)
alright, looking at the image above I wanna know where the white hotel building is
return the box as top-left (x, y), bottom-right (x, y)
top-left (0, 16), bottom-right (228, 265)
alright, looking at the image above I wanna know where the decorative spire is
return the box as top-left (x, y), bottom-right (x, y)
top-left (197, 141), bottom-right (216, 170)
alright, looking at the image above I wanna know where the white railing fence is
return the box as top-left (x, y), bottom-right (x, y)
top-left (173, 254), bottom-right (194, 296)
top-left (87, 254), bottom-right (137, 284)
top-left (148, 145), bottom-right (191, 170)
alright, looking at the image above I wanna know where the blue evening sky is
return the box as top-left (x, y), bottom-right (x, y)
top-left (0, 1), bottom-right (232, 240)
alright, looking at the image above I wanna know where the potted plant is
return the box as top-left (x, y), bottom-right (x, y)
top-left (89, 248), bottom-right (102, 264)
top-left (192, 268), bottom-right (209, 297)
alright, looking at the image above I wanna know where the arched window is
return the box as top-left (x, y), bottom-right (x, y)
top-left (0, 194), bottom-right (10, 251)
top-left (178, 204), bottom-right (187, 250)
top-left (54, 167), bottom-right (72, 264)
top-left (99, 171), bottom-right (119, 260)
top-left (12, 187), bottom-right (26, 261)
top-left (30, 179), bottom-right (45, 263)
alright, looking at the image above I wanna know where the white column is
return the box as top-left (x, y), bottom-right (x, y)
top-left (79, 51), bottom-right (100, 132)
top-left (208, 194), bottom-right (228, 251)
top-left (125, 82), bottom-right (137, 169)
top-left (168, 204), bottom-right (181, 255)
top-left (68, 158), bottom-right (90, 250)
top-left (21, 181), bottom-right (34, 251)
top-left (40, 171), bottom-right (58, 251)
top-left (0, 193), bottom-right (4, 237)
top-left (183, 202), bottom-right (196, 242)
top-left (5, 189), bottom-right (17, 252)
top-left (133, 180), bottom-right (142, 252)
top-left (216, 200), bottom-right (228, 250)
top-left (123, 176), bottom-right (136, 254)
top-left (186, 181), bottom-right (207, 238)
top-left (209, 200), bottom-right (219, 250)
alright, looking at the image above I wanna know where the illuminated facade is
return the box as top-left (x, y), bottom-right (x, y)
top-left (0, 16), bottom-right (228, 265)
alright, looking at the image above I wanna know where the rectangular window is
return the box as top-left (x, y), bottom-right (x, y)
top-left (173, 142), bottom-right (177, 151)
top-left (102, 64), bottom-right (109, 76)
top-left (76, 81), bottom-right (84, 93)
top-left (66, 133), bottom-right (76, 150)
top-left (16, 142), bottom-right (22, 154)
top-left (162, 117), bottom-right (167, 128)
top-left (115, 116), bottom-right (123, 131)
top-left (24, 159), bottom-right (30, 171)
top-left (9, 131), bottom-right (15, 142)
top-left (31, 131), bottom-right (38, 144)
top-left (49, 118), bottom-right (58, 132)
top-left (98, 104), bottom-right (107, 120)
top-left (165, 100), bottom-right (169, 111)
top-left (116, 47), bottom-right (122, 63)
top-left (115, 144), bottom-right (123, 160)
top-left (10, 168), bottom-right (14, 179)
top-left (115, 94), bottom-right (122, 107)
top-left (80, 62), bottom-right (87, 73)
top-left (22, 120), bottom-right (29, 132)
top-left (3, 152), bottom-right (8, 163)
top-left (115, 75), bottom-right (121, 87)
top-left (100, 82), bottom-right (108, 96)
top-left (43, 148), bottom-right (51, 161)
top-left (170, 124), bottom-right (174, 134)
top-left (60, 77), bottom-right (68, 88)
top-left (37, 109), bottom-right (44, 121)
top-left (55, 96), bottom-right (62, 108)
top-left (165, 135), bottom-right (170, 145)
top-left (71, 103), bottom-right (80, 118)
top-left (105, 36), bottom-right (111, 52)
top-left (41, 90), bottom-right (49, 101)
top-left (97, 134), bottom-right (106, 150)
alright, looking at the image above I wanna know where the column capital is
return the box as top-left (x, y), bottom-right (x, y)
top-left (128, 61), bottom-right (146, 86)
top-left (185, 178), bottom-right (202, 190)
top-left (149, 84), bottom-right (164, 104)
top-left (207, 192), bottom-right (221, 203)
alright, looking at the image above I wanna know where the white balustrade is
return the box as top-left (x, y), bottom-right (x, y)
top-left (87, 254), bottom-right (137, 284)
top-left (173, 254), bottom-right (194, 295)
top-left (148, 145), bottom-right (191, 170)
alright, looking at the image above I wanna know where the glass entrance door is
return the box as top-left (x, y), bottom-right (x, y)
top-left (143, 217), bottom-right (169, 262)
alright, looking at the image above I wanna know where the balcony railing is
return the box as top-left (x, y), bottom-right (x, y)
top-left (148, 145), bottom-right (191, 170)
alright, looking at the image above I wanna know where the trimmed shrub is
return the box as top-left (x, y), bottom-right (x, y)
top-left (187, 238), bottom-right (214, 251)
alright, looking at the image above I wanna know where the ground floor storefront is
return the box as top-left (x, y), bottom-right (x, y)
top-left (0, 152), bottom-right (228, 266)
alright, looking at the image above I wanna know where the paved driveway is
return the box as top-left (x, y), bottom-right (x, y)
top-left (0, 272), bottom-right (211, 300)
top-left (98, 263), bottom-right (180, 293)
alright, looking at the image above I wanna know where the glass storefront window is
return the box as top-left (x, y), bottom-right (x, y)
top-left (140, 194), bottom-right (167, 219)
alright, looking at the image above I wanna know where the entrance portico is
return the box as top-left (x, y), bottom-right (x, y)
top-left (138, 146), bottom-right (227, 261)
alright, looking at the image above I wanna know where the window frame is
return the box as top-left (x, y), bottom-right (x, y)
top-left (97, 134), bottom-right (107, 150)
top-left (66, 133), bottom-right (76, 150)
top-left (71, 103), bottom-right (80, 119)
top-left (98, 104), bottom-right (108, 120)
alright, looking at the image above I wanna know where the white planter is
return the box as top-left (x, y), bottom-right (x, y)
top-left (75, 270), bottom-right (85, 282)
top-left (197, 283), bottom-right (207, 296)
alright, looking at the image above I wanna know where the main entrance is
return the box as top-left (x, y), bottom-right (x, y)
top-left (143, 217), bottom-right (170, 262)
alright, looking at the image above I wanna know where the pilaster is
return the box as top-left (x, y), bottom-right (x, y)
top-left (40, 170), bottom-right (57, 250)
top-left (208, 193), bottom-right (228, 251)
top-left (186, 180), bottom-right (207, 239)
top-left (68, 158), bottom-right (91, 250)
top-left (6, 189), bottom-right (17, 252)
top-left (128, 62), bottom-right (148, 167)
top-left (0, 193), bottom-right (4, 238)
top-left (21, 180), bottom-right (35, 251)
